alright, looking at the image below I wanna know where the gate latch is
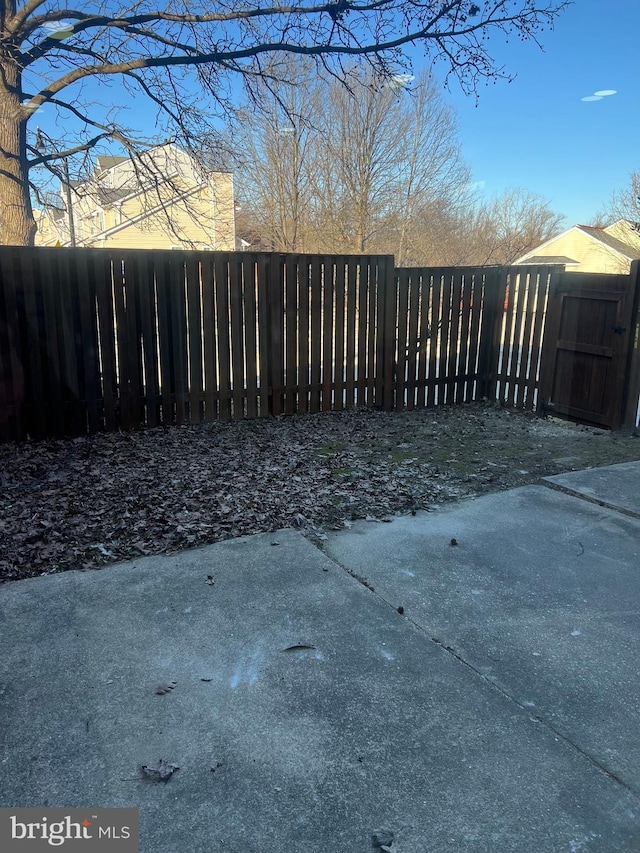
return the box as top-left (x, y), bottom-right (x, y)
top-left (613, 326), bottom-right (627, 334)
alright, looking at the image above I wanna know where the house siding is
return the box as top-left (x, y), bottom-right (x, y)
top-left (35, 145), bottom-right (236, 251)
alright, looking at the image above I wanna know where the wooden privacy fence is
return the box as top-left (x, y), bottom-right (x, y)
top-left (0, 246), bottom-right (554, 442)
top-left (388, 264), bottom-right (553, 412)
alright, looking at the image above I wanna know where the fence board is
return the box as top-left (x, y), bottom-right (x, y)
top-left (58, 250), bottom-right (86, 434)
top-left (230, 256), bottom-right (246, 419)
top-left (516, 269), bottom-right (537, 409)
top-left (153, 253), bottom-right (173, 426)
top-left (322, 257), bottom-right (334, 411)
top-left (226, 256), bottom-right (241, 419)
top-left (499, 267), bottom-right (519, 404)
top-left (356, 260), bottom-right (368, 408)
top-left (438, 271), bottom-right (453, 405)
top-left (405, 270), bottom-right (421, 410)
top-left (366, 259), bottom-right (377, 407)
top-left (16, 249), bottom-right (45, 437)
top-left (309, 256), bottom-right (322, 413)
top-left (477, 267), bottom-right (507, 401)
top-left (133, 253), bottom-right (156, 428)
top-left (296, 257), bottom-right (310, 414)
top-left (185, 253), bottom-right (203, 423)
top-left (525, 268), bottom-right (552, 411)
top-left (0, 250), bottom-right (24, 438)
top-left (42, 251), bottom-right (66, 436)
top-left (243, 257), bottom-right (259, 419)
top-left (267, 256), bottom-right (283, 417)
top-left (415, 271), bottom-right (431, 409)
top-left (508, 268), bottom-right (527, 407)
top-left (467, 270), bottom-right (484, 402)
top-left (396, 269), bottom-right (409, 408)
top-left (94, 255), bottom-right (117, 430)
top-left (334, 260), bottom-right (346, 411)
top-left (213, 254), bottom-right (231, 420)
top-left (426, 269), bottom-right (442, 408)
top-left (256, 254), bottom-right (271, 418)
top-left (124, 252), bottom-right (144, 428)
top-left (345, 261), bottom-right (357, 409)
top-left (284, 256), bottom-right (298, 416)
top-left (201, 255), bottom-right (217, 422)
top-left (173, 253), bottom-right (190, 425)
top-left (455, 270), bottom-right (473, 403)
top-left (73, 250), bottom-right (101, 433)
top-left (446, 271), bottom-right (464, 404)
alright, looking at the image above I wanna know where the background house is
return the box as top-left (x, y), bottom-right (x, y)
top-left (514, 220), bottom-right (640, 274)
top-left (35, 143), bottom-right (236, 251)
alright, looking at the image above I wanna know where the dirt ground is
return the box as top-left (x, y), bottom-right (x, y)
top-left (1, 402), bottom-right (639, 582)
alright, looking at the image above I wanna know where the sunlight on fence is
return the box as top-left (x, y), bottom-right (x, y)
top-left (3, 245), bottom-right (633, 442)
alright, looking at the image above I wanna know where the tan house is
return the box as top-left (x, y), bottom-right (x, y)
top-left (35, 143), bottom-right (236, 251)
top-left (514, 219), bottom-right (640, 274)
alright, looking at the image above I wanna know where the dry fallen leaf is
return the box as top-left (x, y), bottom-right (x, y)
top-left (141, 759), bottom-right (179, 783)
top-left (371, 828), bottom-right (394, 848)
top-left (282, 644), bottom-right (316, 653)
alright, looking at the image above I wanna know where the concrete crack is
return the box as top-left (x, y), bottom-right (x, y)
top-left (541, 479), bottom-right (640, 520)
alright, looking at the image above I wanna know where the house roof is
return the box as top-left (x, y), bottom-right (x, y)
top-left (514, 220), bottom-right (640, 265)
top-left (95, 186), bottom-right (136, 206)
top-left (516, 255), bottom-right (578, 266)
top-left (95, 155), bottom-right (128, 173)
top-left (576, 224), bottom-right (640, 260)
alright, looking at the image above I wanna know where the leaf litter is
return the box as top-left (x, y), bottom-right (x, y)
top-left (1, 404), bottom-right (638, 582)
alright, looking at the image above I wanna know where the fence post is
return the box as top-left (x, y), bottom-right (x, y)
top-left (476, 266), bottom-right (505, 401)
top-left (621, 259), bottom-right (640, 431)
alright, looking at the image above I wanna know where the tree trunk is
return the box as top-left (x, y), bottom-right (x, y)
top-left (0, 58), bottom-right (36, 246)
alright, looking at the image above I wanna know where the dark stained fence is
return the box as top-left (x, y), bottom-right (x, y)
top-left (0, 247), bottom-right (394, 441)
top-left (492, 265), bottom-right (554, 411)
top-left (539, 266), bottom-right (640, 429)
top-left (269, 254), bottom-right (389, 416)
top-left (1, 245), bottom-right (591, 442)
top-left (389, 266), bottom-right (494, 410)
top-left (386, 266), bottom-right (554, 413)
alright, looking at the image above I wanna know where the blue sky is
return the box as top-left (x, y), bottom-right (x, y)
top-left (30, 0), bottom-right (637, 229)
top-left (440, 0), bottom-right (640, 226)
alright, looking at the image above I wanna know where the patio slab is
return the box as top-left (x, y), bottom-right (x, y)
top-left (1, 480), bottom-right (639, 851)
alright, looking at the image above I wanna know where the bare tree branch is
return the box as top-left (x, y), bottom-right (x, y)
top-left (0, 0), bottom-right (570, 244)
top-left (28, 132), bottom-right (112, 167)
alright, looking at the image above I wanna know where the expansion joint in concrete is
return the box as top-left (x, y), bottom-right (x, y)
top-left (311, 536), bottom-right (640, 804)
top-left (541, 480), bottom-right (640, 521)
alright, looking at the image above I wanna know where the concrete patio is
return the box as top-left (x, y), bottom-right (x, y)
top-left (1, 461), bottom-right (639, 852)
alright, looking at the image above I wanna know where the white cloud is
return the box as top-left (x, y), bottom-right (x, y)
top-left (581, 89), bottom-right (617, 102)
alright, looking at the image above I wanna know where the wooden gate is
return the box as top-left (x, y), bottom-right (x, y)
top-left (539, 271), bottom-right (638, 429)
